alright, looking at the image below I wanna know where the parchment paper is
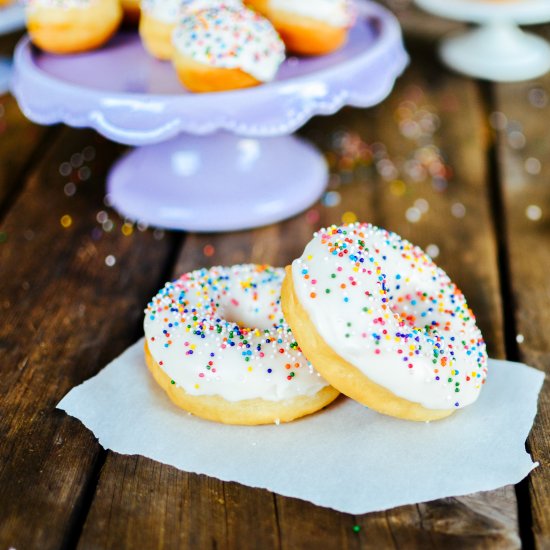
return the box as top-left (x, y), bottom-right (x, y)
top-left (58, 339), bottom-right (544, 514)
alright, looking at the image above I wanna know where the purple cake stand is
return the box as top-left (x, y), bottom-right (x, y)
top-left (12, 2), bottom-right (407, 231)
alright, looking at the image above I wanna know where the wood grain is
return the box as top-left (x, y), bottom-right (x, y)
top-left (493, 77), bottom-right (550, 550)
top-left (0, 31), bottom-right (51, 209)
top-left (77, 49), bottom-right (519, 549)
top-left (0, 128), bottom-right (176, 550)
top-left (0, 99), bottom-right (52, 210)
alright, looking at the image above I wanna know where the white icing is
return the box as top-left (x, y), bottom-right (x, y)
top-left (141, 0), bottom-right (241, 24)
top-left (141, 0), bottom-right (179, 22)
top-left (144, 264), bottom-right (329, 402)
top-left (26, 0), bottom-right (92, 11)
top-left (291, 223), bottom-right (488, 411)
top-left (172, 6), bottom-right (285, 82)
top-left (180, 0), bottom-right (242, 13)
top-left (269, 0), bottom-right (352, 27)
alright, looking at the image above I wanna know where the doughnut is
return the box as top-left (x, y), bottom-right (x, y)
top-left (144, 264), bottom-right (339, 425)
top-left (139, 0), bottom-right (242, 60)
top-left (172, 6), bottom-right (285, 92)
top-left (26, 0), bottom-right (122, 54)
top-left (281, 223), bottom-right (489, 422)
top-left (242, 0), bottom-right (267, 15)
top-left (244, 0), bottom-right (353, 56)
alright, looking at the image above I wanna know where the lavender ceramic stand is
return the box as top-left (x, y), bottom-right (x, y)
top-left (12, 2), bottom-right (407, 231)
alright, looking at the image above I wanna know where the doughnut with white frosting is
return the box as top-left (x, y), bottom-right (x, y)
top-left (144, 264), bottom-right (338, 425)
top-left (250, 0), bottom-right (353, 27)
top-left (139, 0), bottom-right (241, 59)
top-left (245, 0), bottom-right (353, 55)
top-left (281, 223), bottom-right (488, 421)
top-left (172, 6), bottom-right (285, 91)
top-left (26, 0), bottom-right (122, 53)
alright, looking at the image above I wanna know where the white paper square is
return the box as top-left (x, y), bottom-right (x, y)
top-left (58, 339), bottom-right (544, 514)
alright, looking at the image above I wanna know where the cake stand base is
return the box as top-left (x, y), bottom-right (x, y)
top-left (107, 133), bottom-right (328, 232)
top-left (441, 22), bottom-right (550, 82)
top-left (0, 57), bottom-right (12, 95)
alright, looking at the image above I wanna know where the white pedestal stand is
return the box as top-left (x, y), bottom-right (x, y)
top-left (416, 0), bottom-right (550, 82)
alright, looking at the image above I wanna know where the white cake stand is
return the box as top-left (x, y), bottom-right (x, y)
top-left (415, 0), bottom-right (550, 82)
top-left (0, 3), bottom-right (25, 94)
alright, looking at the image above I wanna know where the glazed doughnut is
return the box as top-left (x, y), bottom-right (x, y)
top-left (245, 0), bottom-right (353, 56)
top-left (139, 0), bottom-right (242, 60)
top-left (281, 223), bottom-right (488, 422)
top-left (26, 0), bottom-right (122, 54)
top-left (172, 6), bottom-right (285, 92)
top-left (144, 264), bottom-right (339, 425)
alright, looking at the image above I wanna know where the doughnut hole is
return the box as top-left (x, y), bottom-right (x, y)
top-left (388, 274), bottom-right (473, 337)
top-left (216, 278), bottom-right (284, 332)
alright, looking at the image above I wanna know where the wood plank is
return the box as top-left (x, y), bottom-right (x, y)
top-left (493, 77), bottom-right (550, 550)
top-left (0, 128), bottom-right (177, 550)
top-left (0, 29), bottom-right (51, 209)
top-left (0, 95), bottom-right (52, 209)
top-left (79, 44), bottom-right (519, 548)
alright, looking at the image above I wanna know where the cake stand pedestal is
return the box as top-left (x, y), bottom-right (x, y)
top-left (12, 2), bottom-right (407, 231)
top-left (110, 133), bottom-right (328, 231)
top-left (0, 3), bottom-right (25, 94)
top-left (416, 0), bottom-right (550, 82)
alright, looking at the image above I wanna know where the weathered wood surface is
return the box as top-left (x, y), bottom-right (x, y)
top-left (0, 32), bottom-right (50, 209)
top-left (494, 77), bottom-right (550, 550)
top-left (0, 9), bottom-right (547, 550)
top-left (77, 46), bottom-right (519, 549)
top-left (0, 128), bottom-right (176, 549)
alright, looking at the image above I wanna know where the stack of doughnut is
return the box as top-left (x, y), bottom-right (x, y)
top-left (140, 0), bottom-right (354, 91)
top-left (144, 223), bottom-right (489, 425)
top-left (24, 0), bottom-right (354, 92)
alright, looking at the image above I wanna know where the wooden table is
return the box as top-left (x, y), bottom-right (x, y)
top-left (1, 5), bottom-right (549, 548)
